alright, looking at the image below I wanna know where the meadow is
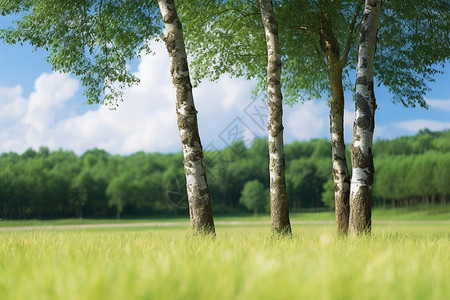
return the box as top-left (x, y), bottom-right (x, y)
top-left (0, 210), bottom-right (449, 300)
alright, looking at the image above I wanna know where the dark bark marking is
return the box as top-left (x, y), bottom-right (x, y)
top-left (360, 57), bottom-right (368, 68)
top-left (355, 76), bottom-right (367, 85)
top-left (368, 0), bottom-right (378, 7)
top-left (351, 145), bottom-right (374, 173)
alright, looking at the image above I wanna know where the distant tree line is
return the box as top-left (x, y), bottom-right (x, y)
top-left (372, 129), bottom-right (450, 209)
top-left (0, 129), bottom-right (448, 219)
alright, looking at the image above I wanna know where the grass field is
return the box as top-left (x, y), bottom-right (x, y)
top-left (1, 212), bottom-right (449, 299)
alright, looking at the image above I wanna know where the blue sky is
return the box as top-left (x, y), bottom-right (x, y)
top-left (1, 18), bottom-right (449, 155)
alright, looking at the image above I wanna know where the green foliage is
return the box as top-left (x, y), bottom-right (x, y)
top-left (179, 0), bottom-right (335, 103)
top-left (277, 0), bottom-right (363, 103)
top-left (106, 174), bottom-right (130, 219)
top-left (373, 129), bottom-right (450, 156)
top-left (376, 0), bottom-right (450, 107)
top-left (180, 0), bottom-right (449, 106)
top-left (0, 0), bottom-right (162, 106)
top-left (287, 158), bottom-right (327, 208)
top-left (69, 170), bottom-right (90, 218)
top-left (239, 179), bottom-right (267, 215)
top-left (373, 130), bottom-right (450, 207)
top-left (178, 0), bottom-right (266, 88)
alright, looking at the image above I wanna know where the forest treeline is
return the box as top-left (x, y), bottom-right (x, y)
top-left (0, 129), bottom-right (448, 219)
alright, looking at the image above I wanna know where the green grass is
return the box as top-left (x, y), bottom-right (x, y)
top-left (1, 224), bottom-right (449, 299)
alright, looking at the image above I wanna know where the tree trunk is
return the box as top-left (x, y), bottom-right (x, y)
top-left (349, 0), bottom-right (381, 235)
top-left (158, 0), bottom-right (215, 234)
top-left (329, 69), bottom-right (351, 235)
top-left (259, 0), bottom-right (291, 235)
top-left (319, 11), bottom-right (351, 235)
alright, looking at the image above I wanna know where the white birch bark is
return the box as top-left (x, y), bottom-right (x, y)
top-left (260, 0), bottom-right (291, 234)
top-left (349, 0), bottom-right (381, 235)
top-left (158, 0), bottom-right (215, 234)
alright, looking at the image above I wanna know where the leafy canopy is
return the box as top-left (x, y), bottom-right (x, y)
top-left (1, 0), bottom-right (448, 108)
top-left (0, 0), bottom-right (162, 106)
top-left (179, 0), bottom-right (450, 107)
top-left (375, 0), bottom-right (450, 107)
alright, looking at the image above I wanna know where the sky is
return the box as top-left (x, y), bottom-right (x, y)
top-left (0, 20), bottom-right (449, 156)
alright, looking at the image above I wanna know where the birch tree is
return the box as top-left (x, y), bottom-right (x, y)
top-left (314, 0), bottom-right (363, 235)
top-left (0, 0), bottom-right (215, 233)
top-left (157, 0), bottom-right (215, 233)
top-left (259, 0), bottom-right (291, 234)
top-left (349, 0), bottom-right (381, 235)
top-left (180, 0), bottom-right (448, 235)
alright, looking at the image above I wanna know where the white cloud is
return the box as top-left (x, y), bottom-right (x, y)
top-left (0, 73), bottom-right (79, 153)
top-left (194, 75), bottom-right (254, 113)
top-left (426, 98), bottom-right (450, 111)
top-left (286, 101), bottom-right (329, 140)
top-left (47, 44), bottom-right (181, 155)
top-left (182, 68), bottom-right (257, 147)
top-left (0, 42), bottom-right (180, 155)
top-left (220, 77), bottom-right (253, 110)
top-left (0, 41), bottom-right (261, 155)
top-left (395, 119), bottom-right (450, 132)
top-left (22, 73), bottom-right (79, 147)
top-left (0, 85), bottom-right (27, 123)
top-left (0, 74), bottom-right (79, 153)
top-left (284, 101), bottom-right (356, 143)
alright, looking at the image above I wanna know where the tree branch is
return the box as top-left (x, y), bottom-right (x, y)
top-left (339, 0), bottom-right (364, 70)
